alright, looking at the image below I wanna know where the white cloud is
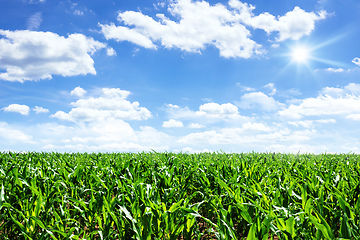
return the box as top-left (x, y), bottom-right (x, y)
top-left (346, 114), bottom-right (360, 121)
top-left (165, 102), bottom-right (246, 121)
top-left (36, 121), bottom-right (171, 152)
top-left (162, 119), bottom-right (184, 128)
top-left (229, 1), bottom-right (326, 41)
top-left (101, 0), bottom-right (261, 58)
top-left (188, 123), bottom-right (205, 128)
top-left (196, 103), bottom-right (239, 118)
top-left (264, 83), bottom-right (276, 95)
top-left (28, 0), bottom-right (46, 3)
top-left (236, 83), bottom-right (256, 92)
top-left (74, 10), bottom-right (84, 16)
top-left (178, 124), bottom-right (311, 147)
top-left (51, 87), bottom-right (151, 122)
top-left (3, 104), bottom-right (30, 115)
top-left (320, 83), bottom-right (360, 97)
top-left (100, 23), bottom-right (157, 49)
top-left (325, 68), bottom-right (345, 73)
top-left (100, 0), bottom-right (326, 58)
top-left (0, 30), bottom-right (106, 82)
top-left (271, 7), bottom-right (327, 41)
top-left (279, 94), bottom-right (360, 119)
top-left (0, 122), bottom-right (33, 143)
top-left (242, 122), bottom-right (271, 131)
top-left (70, 86), bottom-right (87, 97)
top-left (33, 106), bottom-right (49, 114)
top-left (106, 47), bottom-right (117, 56)
top-left (352, 57), bottom-right (360, 66)
top-left (27, 12), bottom-right (42, 30)
top-left (288, 119), bottom-right (336, 128)
top-left (237, 92), bottom-right (284, 111)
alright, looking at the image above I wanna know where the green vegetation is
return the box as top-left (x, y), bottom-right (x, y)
top-left (0, 152), bottom-right (359, 239)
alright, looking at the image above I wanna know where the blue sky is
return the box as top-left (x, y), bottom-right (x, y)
top-left (1, 0), bottom-right (360, 153)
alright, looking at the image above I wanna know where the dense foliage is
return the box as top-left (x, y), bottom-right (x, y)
top-left (0, 152), bottom-right (359, 239)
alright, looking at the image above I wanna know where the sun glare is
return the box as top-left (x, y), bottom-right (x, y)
top-left (291, 46), bottom-right (310, 63)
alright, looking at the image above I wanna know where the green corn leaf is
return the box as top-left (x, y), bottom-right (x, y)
top-left (305, 198), bottom-right (313, 215)
top-left (186, 216), bottom-right (196, 232)
top-left (169, 199), bottom-right (183, 213)
top-left (276, 218), bottom-right (286, 231)
top-left (45, 229), bottom-right (59, 240)
top-left (315, 211), bottom-right (335, 239)
top-left (340, 215), bottom-right (352, 239)
top-left (33, 194), bottom-right (43, 218)
top-left (285, 217), bottom-right (296, 238)
top-left (29, 216), bottom-right (46, 229)
top-left (9, 211), bottom-right (33, 239)
top-left (247, 223), bottom-right (257, 240)
top-left (309, 215), bottom-right (332, 240)
top-left (0, 184), bottom-right (4, 209)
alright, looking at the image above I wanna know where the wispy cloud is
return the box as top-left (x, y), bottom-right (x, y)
top-left (352, 57), bottom-right (360, 66)
top-left (27, 12), bottom-right (42, 30)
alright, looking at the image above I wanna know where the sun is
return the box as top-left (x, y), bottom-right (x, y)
top-left (291, 46), bottom-right (310, 63)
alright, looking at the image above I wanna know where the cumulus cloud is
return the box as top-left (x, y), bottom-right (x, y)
top-left (33, 106), bottom-right (49, 114)
top-left (3, 104), bottom-right (30, 115)
top-left (0, 30), bottom-right (106, 82)
top-left (352, 57), bottom-right (360, 66)
top-left (237, 92), bottom-right (284, 111)
top-left (264, 83), bottom-right (276, 95)
top-left (100, 0), bottom-right (326, 58)
top-left (0, 122), bottom-right (33, 143)
top-left (70, 86), bottom-right (87, 97)
top-left (162, 119), bottom-right (184, 128)
top-left (320, 83), bottom-right (360, 97)
top-left (279, 94), bottom-right (360, 119)
top-left (27, 12), bottom-right (42, 30)
top-left (178, 123), bottom-right (309, 146)
top-left (346, 114), bottom-right (360, 121)
top-left (325, 68), bottom-right (345, 73)
top-left (196, 103), bottom-right (239, 118)
top-left (36, 121), bottom-right (171, 152)
top-left (106, 47), bottom-right (117, 56)
top-left (288, 119), bottom-right (336, 128)
top-left (51, 87), bottom-right (151, 122)
top-left (268, 6), bottom-right (326, 41)
top-left (188, 123), bottom-right (205, 128)
top-left (165, 102), bottom-right (246, 121)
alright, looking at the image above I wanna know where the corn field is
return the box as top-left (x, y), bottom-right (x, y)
top-left (0, 152), bottom-right (359, 239)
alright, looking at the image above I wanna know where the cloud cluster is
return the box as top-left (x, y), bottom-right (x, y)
top-left (51, 87), bottom-right (152, 122)
top-left (2, 104), bottom-right (49, 115)
top-left (2, 82), bottom-right (360, 153)
top-left (279, 83), bottom-right (360, 119)
top-left (0, 30), bottom-right (106, 82)
top-left (100, 0), bottom-right (326, 58)
top-left (165, 102), bottom-right (245, 122)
